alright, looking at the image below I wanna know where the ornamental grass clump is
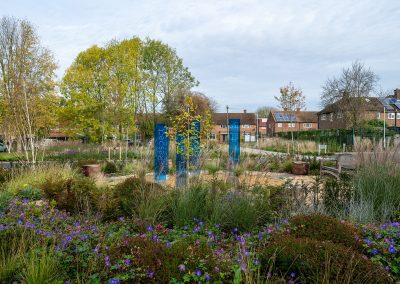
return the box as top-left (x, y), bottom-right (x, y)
top-left (260, 236), bottom-right (392, 284)
top-left (113, 177), bottom-right (169, 224)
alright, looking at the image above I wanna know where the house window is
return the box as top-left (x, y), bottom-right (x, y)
top-left (376, 112), bottom-right (381, 119)
top-left (277, 123), bottom-right (282, 128)
top-left (337, 112), bottom-right (343, 119)
top-left (242, 124), bottom-right (250, 128)
top-left (288, 123), bottom-right (296, 128)
top-left (388, 113), bottom-right (395, 120)
top-left (303, 123), bottom-right (312, 128)
top-left (329, 113), bottom-right (334, 121)
top-left (397, 113), bottom-right (400, 119)
top-left (220, 124), bottom-right (227, 128)
top-left (210, 133), bottom-right (216, 140)
top-left (321, 114), bottom-right (326, 121)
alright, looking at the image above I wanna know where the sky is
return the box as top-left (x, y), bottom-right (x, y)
top-left (2, 0), bottom-right (400, 112)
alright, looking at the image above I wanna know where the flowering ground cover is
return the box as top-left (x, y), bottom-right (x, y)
top-left (0, 197), bottom-right (396, 283)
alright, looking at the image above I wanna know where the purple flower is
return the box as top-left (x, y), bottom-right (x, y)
top-left (205, 274), bottom-right (211, 281)
top-left (124, 258), bottom-right (131, 267)
top-left (254, 259), bottom-right (260, 266)
top-left (215, 224), bottom-right (220, 228)
top-left (147, 225), bottom-right (153, 232)
top-left (290, 272), bottom-right (296, 278)
top-left (147, 270), bottom-right (154, 279)
top-left (389, 244), bottom-right (397, 254)
top-left (195, 269), bottom-right (202, 277)
top-left (179, 264), bottom-right (186, 271)
top-left (17, 219), bottom-right (23, 224)
top-left (371, 248), bottom-right (379, 255)
top-left (109, 278), bottom-right (120, 284)
top-left (105, 256), bottom-right (111, 267)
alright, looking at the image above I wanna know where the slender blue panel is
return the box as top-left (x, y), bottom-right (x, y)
top-left (190, 120), bottom-right (201, 175)
top-left (176, 132), bottom-right (187, 187)
top-left (154, 123), bottom-right (169, 182)
top-left (229, 119), bottom-right (240, 165)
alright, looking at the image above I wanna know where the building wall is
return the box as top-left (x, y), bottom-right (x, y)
top-left (210, 124), bottom-right (257, 143)
top-left (318, 111), bottom-right (400, 129)
top-left (272, 122), bottom-right (318, 134)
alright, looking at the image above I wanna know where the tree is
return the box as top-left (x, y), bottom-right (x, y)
top-left (256, 106), bottom-right (276, 118)
top-left (60, 37), bottom-right (198, 142)
top-left (168, 96), bottom-right (212, 173)
top-left (0, 16), bottom-right (57, 162)
top-left (275, 82), bottom-right (305, 143)
top-left (321, 61), bottom-right (379, 128)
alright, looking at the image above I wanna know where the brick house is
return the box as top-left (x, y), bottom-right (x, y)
top-left (258, 117), bottom-right (269, 138)
top-left (317, 89), bottom-right (400, 129)
top-left (266, 111), bottom-right (318, 136)
top-left (210, 111), bottom-right (257, 143)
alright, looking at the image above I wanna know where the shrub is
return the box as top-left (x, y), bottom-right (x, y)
top-left (323, 175), bottom-right (352, 216)
top-left (40, 174), bottom-right (99, 214)
top-left (289, 214), bottom-right (361, 250)
top-left (113, 177), bottom-right (168, 223)
top-left (0, 168), bottom-right (11, 185)
top-left (4, 164), bottom-right (77, 195)
top-left (15, 185), bottom-right (43, 201)
top-left (170, 182), bottom-right (272, 231)
top-left (103, 161), bottom-right (117, 174)
top-left (260, 236), bottom-right (392, 283)
top-left (281, 160), bottom-right (293, 173)
top-left (0, 191), bottom-right (13, 211)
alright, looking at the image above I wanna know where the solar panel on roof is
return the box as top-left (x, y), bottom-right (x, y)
top-left (274, 113), bottom-right (297, 122)
top-left (379, 97), bottom-right (395, 111)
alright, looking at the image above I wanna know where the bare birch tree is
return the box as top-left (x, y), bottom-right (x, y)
top-left (0, 16), bottom-right (57, 163)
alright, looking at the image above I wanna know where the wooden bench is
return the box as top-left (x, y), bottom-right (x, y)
top-left (320, 153), bottom-right (358, 179)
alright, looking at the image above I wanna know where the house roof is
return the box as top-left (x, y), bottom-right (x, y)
top-left (318, 97), bottom-right (384, 114)
top-left (271, 111), bottom-right (318, 123)
top-left (212, 112), bottom-right (256, 125)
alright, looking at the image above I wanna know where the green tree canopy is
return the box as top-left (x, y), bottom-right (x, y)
top-left (60, 37), bottom-right (198, 142)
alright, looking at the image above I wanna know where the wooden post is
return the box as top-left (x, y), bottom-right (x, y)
top-left (119, 146), bottom-right (122, 161)
top-left (108, 147), bottom-right (111, 160)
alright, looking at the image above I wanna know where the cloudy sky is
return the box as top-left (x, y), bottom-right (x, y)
top-left (3, 0), bottom-right (400, 112)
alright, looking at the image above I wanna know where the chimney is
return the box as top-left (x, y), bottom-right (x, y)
top-left (243, 109), bottom-right (247, 114)
top-left (394, 89), bottom-right (400, 100)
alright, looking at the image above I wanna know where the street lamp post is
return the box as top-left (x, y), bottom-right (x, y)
top-left (226, 105), bottom-right (229, 144)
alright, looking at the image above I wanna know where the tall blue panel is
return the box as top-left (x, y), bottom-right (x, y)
top-left (229, 119), bottom-right (240, 165)
top-left (190, 120), bottom-right (201, 176)
top-left (176, 132), bottom-right (187, 187)
top-left (154, 123), bottom-right (169, 182)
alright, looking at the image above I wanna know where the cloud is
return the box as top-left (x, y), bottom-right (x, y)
top-left (3, 0), bottom-right (400, 110)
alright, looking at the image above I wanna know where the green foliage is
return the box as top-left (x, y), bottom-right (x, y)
top-left (40, 175), bottom-right (98, 214)
top-left (103, 161), bottom-right (117, 174)
top-left (361, 222), bottom-right (400, 278)
top-left (113, 177), bottom-right (168, 223)
top-left (323, 176), bottom-right (353, 216)
top-left (260, 236), bottom-right (391, 283)
top-left (366, 119), bottom-right (385, 128)
top-left (107, 236), bottom-right (231, 283)
top-left (290, 214), bottom-right (361, 250)
top-left (60, 37), bottom-right (197, 142)
top-left (19, 246), bottom-right (59, 283)
top-left (170, 182), bottom-right (273, 231)
top-left (353, 162), bottom-right (400, 223)
top-left (0, 191), bottom-right (12, 211)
